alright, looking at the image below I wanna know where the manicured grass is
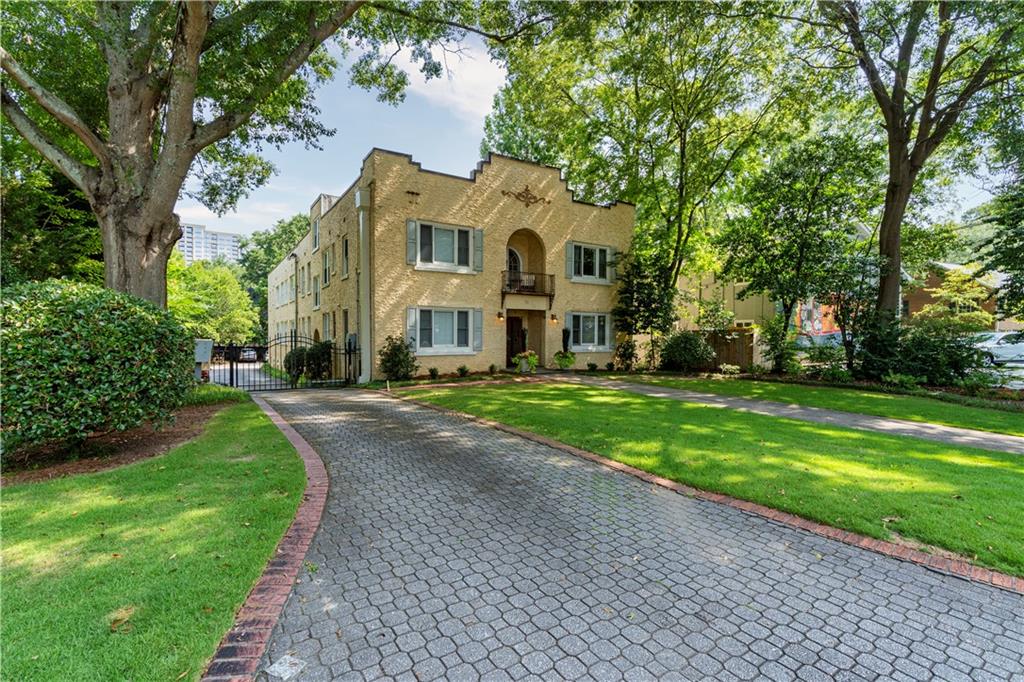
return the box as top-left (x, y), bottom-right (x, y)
top-left (610, 374), bottom-right (1024, 437)
top-left (2, 401), bottom-right (306, 681)
top-left (409, 383), bottom-right (1024, 576)
top-left (182, 383), bottom-right (249, 406)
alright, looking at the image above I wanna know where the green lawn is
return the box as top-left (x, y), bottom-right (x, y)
top-left (610, 374), bottom-right (1024, 437)
top-left (2, 400), bottom-right (306, 682)
top-left (408, 383), bottom-right (1024, 576)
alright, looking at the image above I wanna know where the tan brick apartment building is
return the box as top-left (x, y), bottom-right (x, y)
top-left (267, 149), bottom-right (635, 382)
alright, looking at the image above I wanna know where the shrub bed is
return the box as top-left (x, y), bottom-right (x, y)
top-left (1, 280), bottom-right (194, 452)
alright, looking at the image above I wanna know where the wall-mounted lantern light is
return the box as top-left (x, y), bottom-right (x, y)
top-left (497, 311), bottom-right (504, 321)
top-left (550, 314), bottom-right (558, 324)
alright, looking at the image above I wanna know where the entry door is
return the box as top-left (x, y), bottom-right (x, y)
top-left (506, 316), bottom-right (525, 366)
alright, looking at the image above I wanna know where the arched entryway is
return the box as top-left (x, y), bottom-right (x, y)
top-left (503, 229), bottom-right (550, 367)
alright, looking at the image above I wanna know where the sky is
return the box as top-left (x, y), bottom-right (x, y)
top-left (174, 39), bottom-right (993, 238)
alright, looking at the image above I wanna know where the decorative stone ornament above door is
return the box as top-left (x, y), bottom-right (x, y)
top-left (501, 185), bottom-right (551, 208)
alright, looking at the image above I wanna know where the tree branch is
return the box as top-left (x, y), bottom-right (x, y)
top-left (0, 46), bottom-right (110, 168)
top-left (1, 88), bottom-right (96, 195)
top-left (372, 2), bottom-right (556, 45)
top-left (823, 1), bottom-right (897, 127)
top-left (192, 1), bottom-right (365, 151)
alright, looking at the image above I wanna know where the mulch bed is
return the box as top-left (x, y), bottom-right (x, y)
top-left (2, 404), bottom-right (226, 486)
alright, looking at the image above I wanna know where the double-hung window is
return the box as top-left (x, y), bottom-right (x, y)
top-left (322, 313), bottom-right (332, 341)
top-left (415, 308), bottom-right (472, 354)
top-left (312, 218), bottom-right (320, 252)
top-left (418, 222), bottom-right (472, 270)
top-left (342, 238), bottom-right (350, 277)
top-left (569, 242), bottom-right (611, 283)
top-left (313, 275), bottom-right (320, 309)
top-left (322, 249), bottom-right (330, 286)
top-left (306, 264), bottom-right (312, 294)
top-left (569, 312), bottom-right (611, 351)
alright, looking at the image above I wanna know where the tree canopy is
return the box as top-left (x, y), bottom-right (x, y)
top-left (167, 251), bottom-right (259, 344)
top-left (0, 1), bottom-right (553, 304)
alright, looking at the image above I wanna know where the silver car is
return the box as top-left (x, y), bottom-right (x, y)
top-left (975, 331), bottom-right (1024, 365)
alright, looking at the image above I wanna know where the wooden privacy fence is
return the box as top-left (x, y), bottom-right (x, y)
top-left (699, 329), bottom-right (756, 370)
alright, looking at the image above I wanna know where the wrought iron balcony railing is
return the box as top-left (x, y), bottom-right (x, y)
top-left (501, 270), bottom-right (555, 308)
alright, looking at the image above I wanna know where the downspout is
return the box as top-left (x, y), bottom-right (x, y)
top-left (355, 189), bottom-right (372, 383)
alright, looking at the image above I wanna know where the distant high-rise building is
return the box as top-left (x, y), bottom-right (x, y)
top-left (176, 223), bottom-right (242, 264)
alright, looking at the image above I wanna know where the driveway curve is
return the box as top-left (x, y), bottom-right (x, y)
top-left (257, 391), bottom-right (1023, 682)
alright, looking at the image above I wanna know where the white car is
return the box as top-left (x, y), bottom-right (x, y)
top-left (975, 331), bottom-right (1024, 365)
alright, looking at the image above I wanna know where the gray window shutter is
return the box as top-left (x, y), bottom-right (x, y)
top-left (609, 249), bottom-right (618, 283)
top-left (472, 308), bottom-right (483, 351)
top-left (473, 229), bottom-right (484, 271)
top-left (406, 307), bottom-right (417, 347)
top-left (565, 241), bottom-right (575, 277)
top-left (406, 220), bottom-right (417, 264)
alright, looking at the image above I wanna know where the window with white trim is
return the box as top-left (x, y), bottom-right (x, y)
top-left (322, 312), bottom-right (332, 341)
top-left (572, 243), bottom-right (610, 282)
top-left (418, 223), bottom-right (472, 271)
top-left (570, 313), bottom-right (611, 350)
top-left (312, 218), bottom-right (320, 252)
top-left (313, 275), bottom-right (320, 309)
top-left (342, 238), bottom-right (350, 277)
top-left (306, 264), bottom-right (312, 294)
top-left (322, 249), bottom-right (330, 286)
top-left (416, 307), bottom-right (472, 354)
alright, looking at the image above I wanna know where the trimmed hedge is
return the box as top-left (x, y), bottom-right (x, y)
top-left (1, 280), bottom-right (194, 451)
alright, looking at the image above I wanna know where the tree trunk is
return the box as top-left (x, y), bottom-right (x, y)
top-left (877, 155), bottom-right (916, 316)
top-left (98, 205), bottom-right (181, 307)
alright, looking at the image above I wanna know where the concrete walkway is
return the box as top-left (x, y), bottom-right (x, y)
top-left (256, 391), bottom-right (1023, 682)
top-left (555, 375), bottom-right (1024, 455)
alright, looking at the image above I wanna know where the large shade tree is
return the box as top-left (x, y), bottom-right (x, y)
top-left (820, 0), bottom-right (1024, 316)
top-left (483, 1), bottom-right (800, 290)
top-left (0, 1), bottom-right (548, 306)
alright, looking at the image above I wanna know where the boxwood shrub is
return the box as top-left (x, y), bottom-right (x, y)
top-left (1, 280), bottom-right (194, 451)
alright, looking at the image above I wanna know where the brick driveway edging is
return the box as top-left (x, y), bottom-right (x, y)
top-left (202, 396), bottom-right (329, 681)
top-left (387, 390), bottom-right (1024, 596)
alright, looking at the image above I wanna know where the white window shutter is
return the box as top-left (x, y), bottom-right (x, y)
top-left (406, 307), bottom-right (417, 347)
top-left (473, 229), bottom-right (484, 271)
top-left (473, 308), bottom-right (483, 351)
top-left (565, 241), bottom-right (575, 277)
top-left (406, 220), bottom-right (417, 264)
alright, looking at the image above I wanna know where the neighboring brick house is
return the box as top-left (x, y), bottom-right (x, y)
top-left (267, 149), bottom-right (635, 381)
top-left (903, 263), bottom-right (1022, 331)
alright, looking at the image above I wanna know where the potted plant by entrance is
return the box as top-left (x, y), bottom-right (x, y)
top-left (553, 349), bottom-right (576, 370)
top-left (513, 349), bottom-right (539, 374)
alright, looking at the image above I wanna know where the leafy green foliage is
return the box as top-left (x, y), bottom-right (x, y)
top-left (457, 365), bottom-right (470, 377)
top-left (167, 251), bottom-right (259, 344)
top-left (378, 335), bottom-right (418, 381)
top-left (284, 346), bottom-right (308, 384)
top-left (611, 250), bottom-right (677, 338)
top-left (659, 331), bottom-right (715, 372)
top-left (553, 350), bottom-right (576, 370)
top-left (718, 132), bottom-right (881, 331)
top-left (1, 280), bottom-right (193, 451)
top-left (484, 2), bottom-right (800, 286)
top-left (613, 339), bottom-right (638, 371)
top-left (0, 123), bottom-right (102, 286)
top-left (912, 268), bottom-right (995, 332)
top-left (756, 315), bottom-right (798, 375)
top-left (238, 214), bottom-right (309, 341)
top-left (305, 341), bottom-right (335, 381)
top-left (857, 314), bottom-right (985, 387)
top-left (980, 179), bottom-right (1024, 319)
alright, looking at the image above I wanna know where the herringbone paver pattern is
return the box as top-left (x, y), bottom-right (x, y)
top-left (257, 391), bottom-right (1024, 682)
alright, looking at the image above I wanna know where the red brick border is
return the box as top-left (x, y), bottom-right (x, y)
top-left (389, 391), bottom-right (1024, 596)
top-left (201, 396), bottom-right (329, 681)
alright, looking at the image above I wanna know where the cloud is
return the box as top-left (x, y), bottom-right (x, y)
top-left (175, 200), bottom-right (294, 235)
top-left (393, 40), bottom-right (506, 127)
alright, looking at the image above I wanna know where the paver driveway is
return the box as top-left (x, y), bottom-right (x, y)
top-left (256, 391), bottom-right (1024, 682)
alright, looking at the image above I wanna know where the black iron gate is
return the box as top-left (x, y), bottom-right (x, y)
top-left (210, 334), bottom-right (360, 391)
